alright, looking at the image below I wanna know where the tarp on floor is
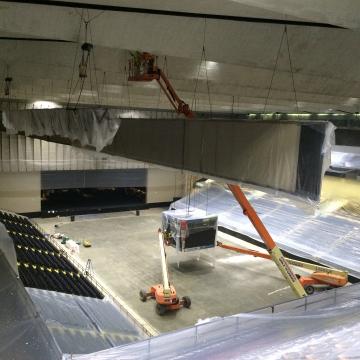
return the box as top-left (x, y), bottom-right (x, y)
top-left (172, 183), bottom-right (360, 277)
top-left (27, 288), bottom-right (145, 355)
top-left (68, 283), bottom-right (360, 359)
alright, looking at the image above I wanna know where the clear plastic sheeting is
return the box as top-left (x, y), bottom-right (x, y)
top-left (69, 284), bottom-right (360, 360)
top-left (331, 145), bottom-right (360, 170)
top-left (0, 252), bottom-right (62, 360)
top-left (0, 131), bottom-right (149, 172)
top-left (0, 222), bottom-right (18, 275)
top-left (173, 183), bottom-right (360, 277)
top-left (162, 210), bottom-right (217, 251)
top-left (26, 288), bottom-right (145, 355)
top-left (2, 108), bottom-right (122, 151)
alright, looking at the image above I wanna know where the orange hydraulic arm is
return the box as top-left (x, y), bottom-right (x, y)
top-left (217, 241), bottom-right (272, 260)
top-left (128, 52), bottom-right (193, 118)
top-left (227, 184), bottom-right (307, 297)
top-left (130, 51), bottom-right (306, 297)
top-left (216, 240), bottom-right (348, 289)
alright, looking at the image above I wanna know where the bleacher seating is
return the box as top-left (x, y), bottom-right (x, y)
top-left (0, 210), bottom-right (103, 299)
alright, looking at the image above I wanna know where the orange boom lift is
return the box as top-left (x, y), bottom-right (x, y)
top-left (217, 241), bottom-right (348, 295)
top-left (139, 229), bottom-right (191, 315)
top-left (128, 52), bottom-right (194, 118)
top-left (130, 52), bottom-right (347, 309)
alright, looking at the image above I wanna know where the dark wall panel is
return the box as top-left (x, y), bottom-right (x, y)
top-left (41, 169), bottom-right (147, 190)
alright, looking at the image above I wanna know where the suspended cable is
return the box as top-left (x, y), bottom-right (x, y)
top-left (66, 10), bottom-right (84, 107)
top-left (263, 26), bottom-right (286, 115)
top-left (102, 71), bottom-right (108, 106)
top-left (156, 56), bottom-right (167, 118)
top-left (68, 10), bottom-right (102, 109)
top-left (206, 181), bottom-right (209, 216)
top-left (284, 26), bottom-right (300, 119)
top-left (88, 50), bottom-right (98, 105)
top-left (191, 55), bottom-right (202, 112)
top-left (123, 64), bottom-right (131, 109)
top-left (88, 16), bottom-right (101, 104)
top-left (191, 19), bottom-right (207, 111)
top-left (87, 10), bottom-right (105, 23)
top-left (124, 64), bottom-right (132, 114)
top-left (186, 175), bottom-right (193, 215)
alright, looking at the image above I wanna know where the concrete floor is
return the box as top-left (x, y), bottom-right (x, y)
top-left (36, 208), bottom-right (297, 333)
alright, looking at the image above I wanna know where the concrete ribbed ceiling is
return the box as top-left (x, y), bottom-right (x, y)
top-left (0, 1), bottom-right (359, 113)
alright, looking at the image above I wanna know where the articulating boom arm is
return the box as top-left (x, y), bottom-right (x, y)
top-left (130, 51), bottom-right (307, 298)
top-left (158, 230), bottom-right (171, 297)
top-left (227, 184), bottom-right (307, 297)
top-left (128, 52), bottom-right (194, 118)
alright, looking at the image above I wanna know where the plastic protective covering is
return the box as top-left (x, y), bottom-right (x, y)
top-left (69, 283), bottom-right (360, 360)
top-left (0, 131), bottom-right (149, 172)
top-left (162, 210), bottom-right (217, 251)
top-left (2, 108), bottom-right (122, 151)
top-left (173, 182), bottom-right (360, 277)
top-left (3, 111), bottom-right (334, 199)
top-left (0, 222), bottom-right (18, 275)
top-left (331, 145), bottom-right (360, 170)
top-left (0, 252), bottom-right (62, 360)
top-left (26, 288), bottom-right (145, 355)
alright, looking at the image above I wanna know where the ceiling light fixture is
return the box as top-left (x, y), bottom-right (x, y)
top-left (32, 100), bottom-right (60, 109)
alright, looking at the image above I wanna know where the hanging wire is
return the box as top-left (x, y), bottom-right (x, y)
top-left (284, 26), bottom-right (300, 119)
top-left (206, 181), bottom-right (209, 216)
top-left (86, 10), bottom-right (105, 23)
top-left (186, 175), bottom-right (193, 215)
top-left (124, 64), bottom-right (131, 109)
top-left (74, 78), bottom-right (86, 109)
top-left (88, 50), bottom-right (98, 105)
top-left (263, 26), bottom-right (286, 116)
top-left (66, 10), bottom-right (84, 107)
top-left (191, 19), bottom-right (207, 111)
top-left (191, 56), bottom-right (202, 112)
top-left (88, 16), bottom-right (101, 104)
top-left (191, 19), bottom-right (212, 115)
top-left (102, 71), bottom-right (109, 107)
top-left (124, 64), bottom-right (132, 115)
top-left (74, 8), bottom-right (105, 25)
top-left (202, 49), bottom-right (212, 116)
top-left (155, 56), bottom-right (167, 118)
